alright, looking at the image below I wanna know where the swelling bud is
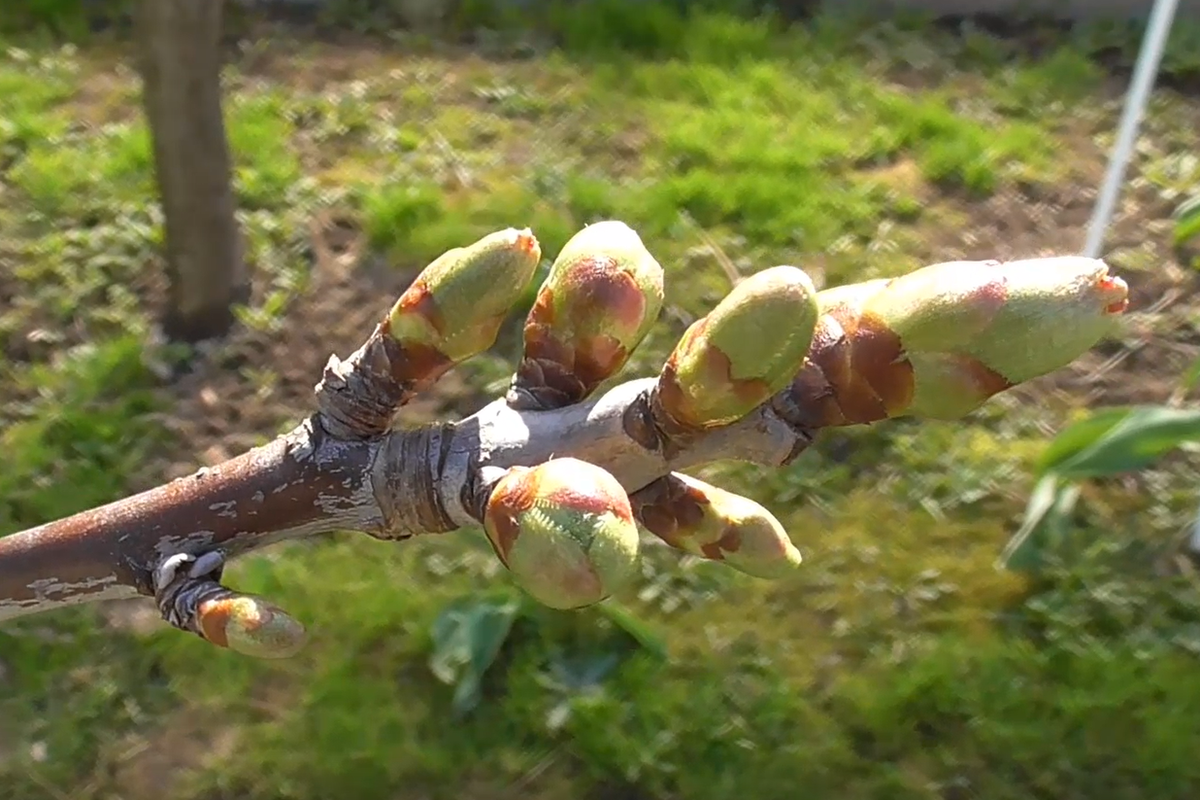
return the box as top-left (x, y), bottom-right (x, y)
top-left (511, 220), bottom-right (665, 409)
top-left (197, 594), bottom-right (307, 659)
top-left (778, 257), bottom-right (1130, 427)
top-left (633, 473), bottom-right (802, 579)
top-left (657, 265), bottom-right (820, 430)
top-left (386, 227), bottom-right (542, 366)
top-left (483, 458), bottom-right (640, 610)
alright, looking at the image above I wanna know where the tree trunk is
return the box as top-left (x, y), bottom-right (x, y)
top-left (136, 0), bottom-right (248, 343)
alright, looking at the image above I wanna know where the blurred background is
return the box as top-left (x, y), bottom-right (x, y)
top-left (2, 0), bottom-right (1200, 798)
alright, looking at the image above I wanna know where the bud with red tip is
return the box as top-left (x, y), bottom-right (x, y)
top-left (776, 257), bottom-right (1130, 427)
top-left (385, 227), bottom-right (543, 382)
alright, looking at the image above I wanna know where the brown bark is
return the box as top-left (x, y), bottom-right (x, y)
top-left (137, 0), bottom-right (248, 342)
top-left (0, 419), bottom-right (383, 620)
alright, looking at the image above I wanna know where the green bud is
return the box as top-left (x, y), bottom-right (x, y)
top-left (197, 594), bottom-right (307, 659)
top-left (483, 458), bottom-right (640, 610)
top-left (512, 221), bottom-right (664, 408)
top-left (869, 256), bottom-right (1129, 419)
top-left (633, 473), bottom-right (801, 579)
top-left (386, 227), bottom-right (542, 365)
top-left (779, 257), bottom-right (1130, 427)
top-left (657, 265), bottom-right (820, 430)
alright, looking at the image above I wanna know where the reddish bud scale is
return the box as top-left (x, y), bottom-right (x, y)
top-left (634, 474), bottom-right (730, 558)
top-left (656, 317), bottom-right (778, 429)
top-left (775, 282), bottom-right (921, 428)
top-left (379, 316), bottom-right (457, 392)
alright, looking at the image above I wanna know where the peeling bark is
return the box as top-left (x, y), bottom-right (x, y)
top-left (0, 419), bottom-right (382, 621)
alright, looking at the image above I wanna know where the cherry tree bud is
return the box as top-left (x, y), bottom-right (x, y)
top-left (386, 227), bottom-right (543, 369)
top-left (778, 257), bottom-right (1130, 426)
top-left (633, 473), bottom-right (802, 579)
top-left (511, 221), bottom-right (665, 409)
top-left (483, 458), bottom-right (640, 610)
top-left (197, 594), bottom-right (307, 659)
top-left (657, 265), bottom-right (820, 430)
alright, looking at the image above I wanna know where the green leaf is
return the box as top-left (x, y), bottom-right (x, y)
top-left (999, 474), bottom-right (1080, 572)
top-left (1174, 193), bottom-right (1200, 246)
top-left (1047, 405), bottom-right (1200, 480)
top-left (1005, 401), bottom-right (1200, 572)
top-left (429, 594), bottom-right (524, 717)
top-left (1037, 406), bottom-right (1136, 475)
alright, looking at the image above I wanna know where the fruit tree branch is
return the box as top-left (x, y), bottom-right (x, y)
top-left (0, 377), bottom-right (803, 621)
top-left (0, 222), bottom-right (1129, 657)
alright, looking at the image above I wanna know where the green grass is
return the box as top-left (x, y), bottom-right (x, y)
top-left (2, 5), bottom-right (1200, 800)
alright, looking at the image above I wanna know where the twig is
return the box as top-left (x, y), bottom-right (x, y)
top-left (0, 229), bottom-right (1130, 655)
top-left (0, 378), bottom-right (806, 623)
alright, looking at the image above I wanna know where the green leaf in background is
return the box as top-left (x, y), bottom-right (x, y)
top-left (429, 594), bottom-right (523, 717)
top-left (1046, 406), bottom-right (1200, 480)
top-left (1036, 405), bottom-right (1137, 475)
top-left (999, 474), bottom-right (1081, 572)
top-left (1005, 403), bottom-right (1200, 572)
top-left (1173, 192), bottom-right (1200, 246)
top-left (531, 605), bottom-right (666, 735)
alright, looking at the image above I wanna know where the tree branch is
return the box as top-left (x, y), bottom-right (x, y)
top-left (0, 221), bottom-right (1129, 658)
top-left (0, 376), bottom-right (806, 623)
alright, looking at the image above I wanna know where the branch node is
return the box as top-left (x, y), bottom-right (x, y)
top-left (313, 326), bottom-right (424, 440)
top-left (621, 386), bottom-right (667, 452)
top-left (153, 550), bottom-right (228, 637)
top-left (463, 465), bottom-right (509, 525)
top-left (372, 425), bottom-right (457, 540)
top-left (766, 385), bottom-right (820, 464)
top-left (151, 550), bottom-right (307, 658)
top-left (645, 386), bottom-right (705, 459)
top-left (504, 371), bottom-right (568, 411)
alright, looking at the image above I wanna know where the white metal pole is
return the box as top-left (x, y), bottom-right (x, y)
top-left (1082, 0), bottom-right (1181, 259)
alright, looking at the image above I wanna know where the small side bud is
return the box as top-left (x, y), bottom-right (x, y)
top-left (385, 227), bottom-right (542, 368)
top-left (632, 473), bottom-right (801, 579)
top-left (483, 458), bottom-right (640, 610)
top-left (510, 221), bottom-right (665, 409)
top-left (657, 266), bottom-right (820, 430)
top-left (197, 594), bottom-right (307, 659)
top-left (153, 551), bottom-right (307, 660)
